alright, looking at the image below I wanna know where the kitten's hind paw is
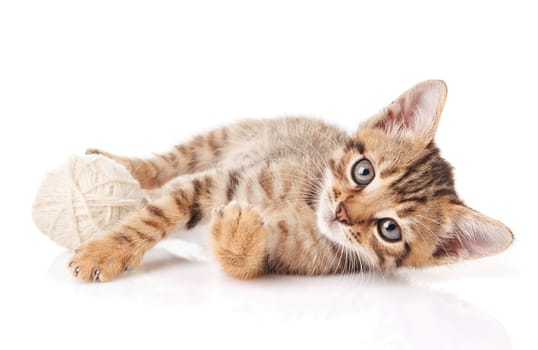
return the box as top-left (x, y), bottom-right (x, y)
top-left (85, 148), bottom-right (120, 161)
top-left (84, 148), bottom-right (131, 170)
top-left (85, 148), bottom-right (102, 155)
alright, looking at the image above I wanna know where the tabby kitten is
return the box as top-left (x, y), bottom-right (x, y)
top-left (70, 80), bottom-right (513, 281)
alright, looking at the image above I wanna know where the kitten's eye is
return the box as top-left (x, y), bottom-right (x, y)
top-left (351, 159), bottom-right (375, 186)
top-left (377, 218), bottom-right (401, 242)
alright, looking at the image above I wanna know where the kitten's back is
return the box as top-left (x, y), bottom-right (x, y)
top-left (220, 117), bottom-right (347, 167)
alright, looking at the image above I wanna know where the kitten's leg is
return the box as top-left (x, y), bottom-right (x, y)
top-left (209, 202), bottom-right (268, 279)
top-left (86, 127), bottom-right (230, 189)
top-left (68, 172), bottom-right (222, 282)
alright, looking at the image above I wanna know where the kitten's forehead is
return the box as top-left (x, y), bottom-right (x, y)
top-left (387, 142), bottom-right (460, 207)
top-left (348, 127), bottom-right (458, 199)
top-left (353, 127), bottom-right (420, 164)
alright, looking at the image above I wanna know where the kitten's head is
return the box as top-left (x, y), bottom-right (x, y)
top-left (317, 80), bottom-right (513, 270)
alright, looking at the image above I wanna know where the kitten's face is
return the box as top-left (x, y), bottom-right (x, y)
top-left (316, 80), bottom-right (513, 271)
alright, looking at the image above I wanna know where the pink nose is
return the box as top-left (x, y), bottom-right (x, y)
top-left (335, 202), bottom-right (351, 225)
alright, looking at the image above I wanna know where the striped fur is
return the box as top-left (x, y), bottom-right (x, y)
top-left (69, 80), bottom-right (513, 282)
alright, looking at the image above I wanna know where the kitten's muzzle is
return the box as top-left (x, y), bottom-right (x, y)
top-left (335, 202), bottom-right (351, 226)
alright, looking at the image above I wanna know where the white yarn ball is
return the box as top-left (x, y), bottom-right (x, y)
top-left (32, 155), bottom-right (144, 249)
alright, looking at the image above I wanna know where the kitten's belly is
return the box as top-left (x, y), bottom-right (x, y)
top-left (262, 207), bottom-right (340, 275)
top-left (160, 212), bottom-right (341, 275)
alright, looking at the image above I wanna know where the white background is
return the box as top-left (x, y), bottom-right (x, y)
top-left (1, 1), bottom-right (536, 349)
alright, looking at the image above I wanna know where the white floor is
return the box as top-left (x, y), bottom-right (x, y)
top-left (3, 221), bottom-right (534, 350)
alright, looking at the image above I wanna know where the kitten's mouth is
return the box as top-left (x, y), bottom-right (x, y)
top-left (328, 215), bottom-right (342, 231)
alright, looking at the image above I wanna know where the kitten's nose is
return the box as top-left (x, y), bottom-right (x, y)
top-left (335, 202), bottom-right (351, 225)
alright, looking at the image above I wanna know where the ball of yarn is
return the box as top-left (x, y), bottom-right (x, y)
top-left (32, 155), bottom-right (144, 249)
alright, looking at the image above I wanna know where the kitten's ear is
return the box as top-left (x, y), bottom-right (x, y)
top-left (365, 80), bottom-right (447, 144)
top-left (433, 205), bottom-right (514, 262)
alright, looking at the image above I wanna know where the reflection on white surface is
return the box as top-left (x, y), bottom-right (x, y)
top-left (41, 248), bottom-right (511, 350)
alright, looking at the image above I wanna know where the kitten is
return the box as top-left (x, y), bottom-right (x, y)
top-left (70, 80), bottom-right (513, 281)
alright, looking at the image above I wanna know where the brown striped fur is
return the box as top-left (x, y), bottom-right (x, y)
top-left (70, 80), bottom-right (513, 281)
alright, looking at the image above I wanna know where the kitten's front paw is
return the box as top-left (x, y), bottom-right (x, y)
top-left (209, 201), bottom-right (268, 279)
top-left (68, 238), bottom-right (143, 282)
